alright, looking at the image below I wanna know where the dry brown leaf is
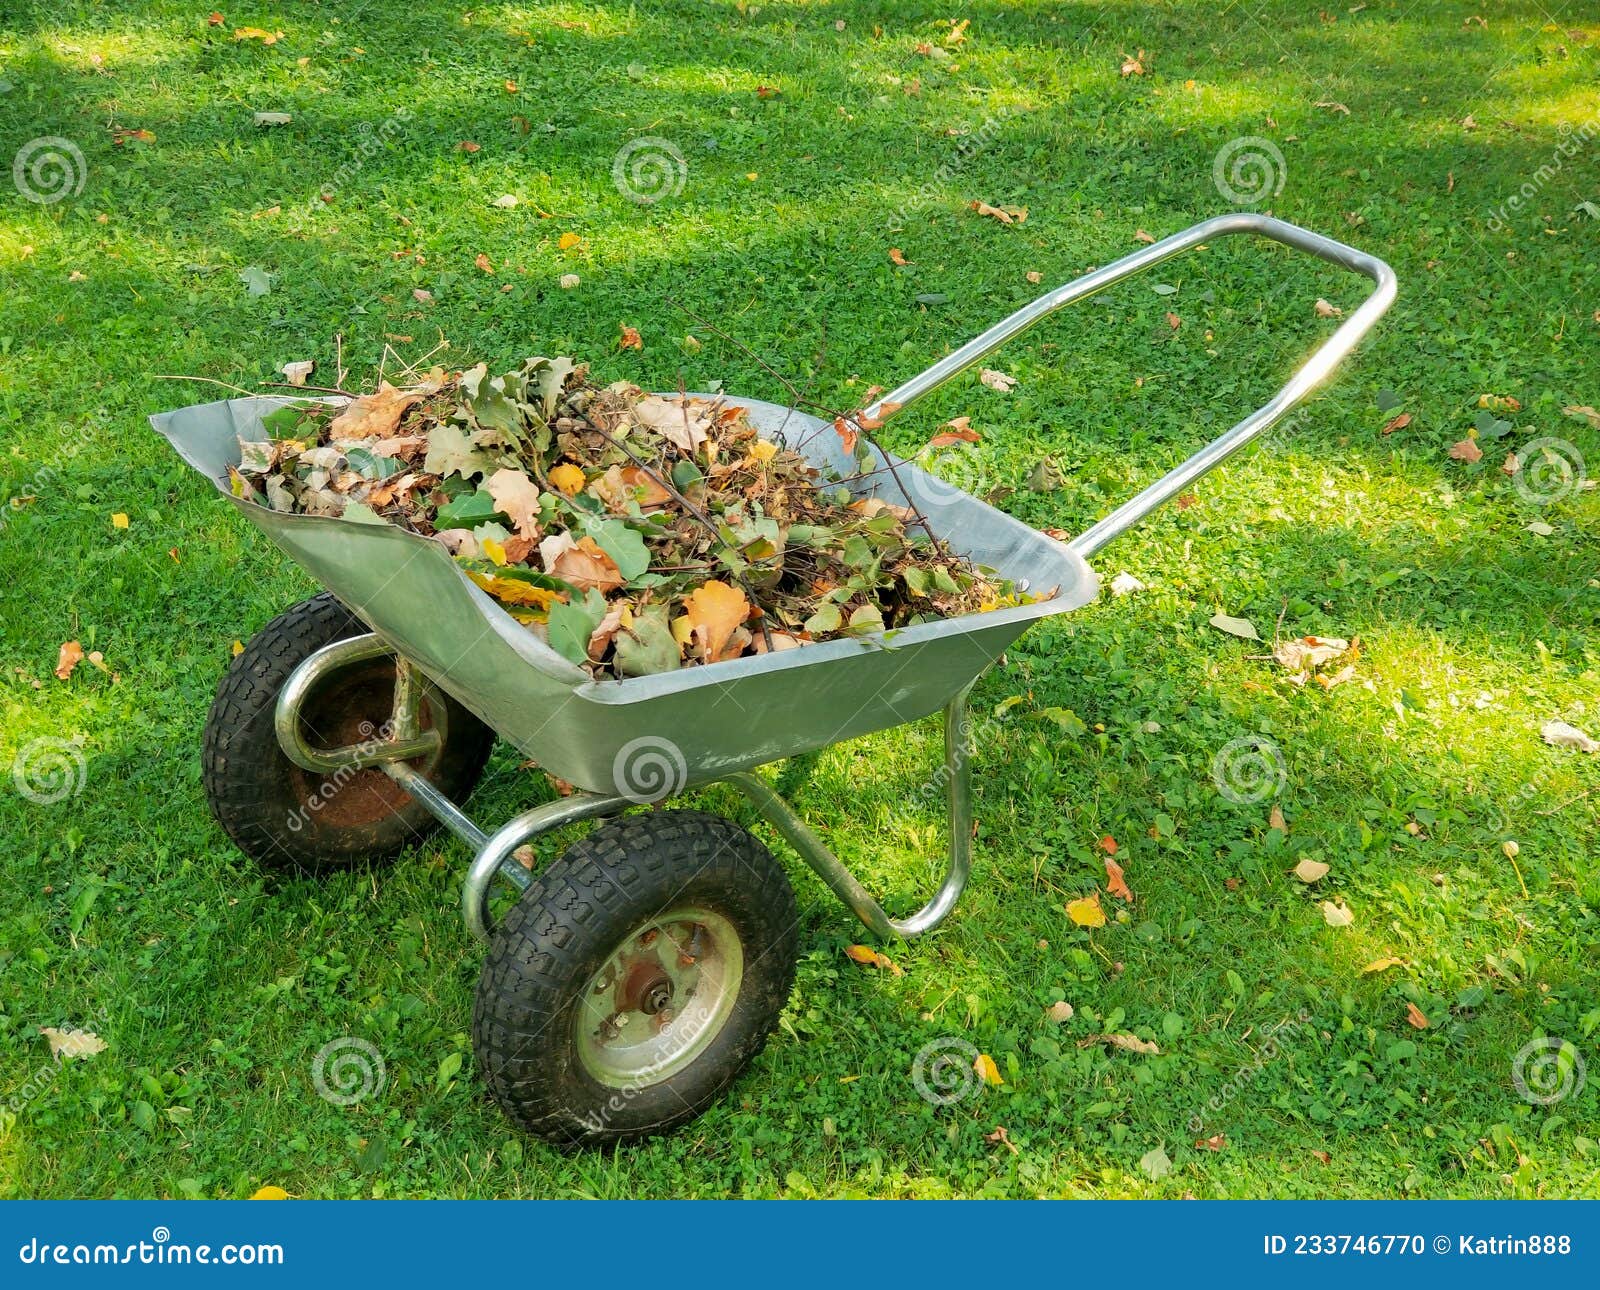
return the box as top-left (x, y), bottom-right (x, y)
top-left (1270, 803), bottom-right (1288, 833)
top-left (1025, 269), bottom-right (1043, 284)
top-left (1405, 1002), bottom-right (1430, 1029)
top-left (1292, 857), bottom-right (1329, 883)
top-left (550, 535), bottom-right (624, 592)
top-left (1321, 900), bottom-right (1354, 927)
top-left (1133, 228), bottom-right (1156, 244)
top-left (485, 468), bottom-right (543, 538)
top-left (979, 367), bottom-right (1017, 392)
top-left (1542, 719), bottom-right (1600, 753)
top-left (1046, 1001), bottom-right (1075, 1023)
top-left (888, 247), bottom-right (909, 265)
top-left (473, 252), bottom-right (494, 273)
top-left (618, 323), bottom-right (643, 350)
top-left (1448, 437), bottom-right (1483, 462)
top-left (1120, 49), bottom-right (1146, 76)
top-left (1105, 856), bottom-right (1134, 902)
top-left (844, 943), bottom-right (903, 975)
top-left (1077, 1032), bottom-right (1160, 1055)
top-left (1314, 297), bottom-right (1343, 317)
top-left (55, 640), bottom-right (84, 681)
top-left (1381, 412), bottom-right (1411, 435)
top-left (1561, 404), bottom-right (1600, 429)
top-left (1194, 1133), bottom-right (1226, 1151)
top-left (683, 580), bottom-right (749, 663)
top-left (39, 1026), bottom-right (107, 1060)
top-left (969, 200), bottom-right (1027, 224)
top-left (328, 381), bottom-right (433, 439)
top-left (1316, 99), bottom-right (1351, 114)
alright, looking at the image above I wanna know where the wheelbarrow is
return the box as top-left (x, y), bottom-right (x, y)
top-left (152, 213), bottom-right (1395, 1146)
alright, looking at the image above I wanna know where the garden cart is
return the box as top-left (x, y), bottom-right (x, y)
top-left (152, 213), bottom-right (1395, 1146)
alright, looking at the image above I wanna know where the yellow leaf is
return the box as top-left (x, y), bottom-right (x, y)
top-left (844, 944), bottom-right (903, 975)
top-left (1067, 893), bottom-right (1106, 927)
top-left (558, 231), bottom-right (582, 250)
top-left (973, 1053), bottom-right (1003, 1085)
top-left (749, 439), bottom-right (779, 464)
top-left (463, 569), bottom-right (563, 611)
top-left (233, 26), bottom-right (285, 44)
top-left (1291, 858), bottom-right (1329, 883)
top-left (481, 537), bottom-right (507, 566)
top-left (1320, 900), bottom-right (1354, 927)
top-left (250, 1185), bottom-right (291, 1200)
top-left (111, 511), bottom-right (130, 529)
top-left (39, 1026), bottom-right (107, 1060)
top-left (231, 639), bottom-right (245, 656)
top-left (1362, 956), bottom-right (1403, 975)
top-left (671, 614), bottom-right (694, 648)
top-left (548, 463), bottom-right (586, 495)
top-left (683, 580), bottom-right (750, 663)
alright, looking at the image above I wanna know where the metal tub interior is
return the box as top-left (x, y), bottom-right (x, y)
top-left (151, 394), bottom-right (1098, 794)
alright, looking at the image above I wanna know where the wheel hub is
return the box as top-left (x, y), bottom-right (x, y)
top-left (575, 907), bottom-right (744, 1090)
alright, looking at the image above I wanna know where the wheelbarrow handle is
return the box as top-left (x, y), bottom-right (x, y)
top-left (860, 212), bottom-right (1397, 559)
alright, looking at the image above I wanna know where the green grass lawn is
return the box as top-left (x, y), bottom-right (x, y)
top-left (3, 0), bottom-right (1599, 1198)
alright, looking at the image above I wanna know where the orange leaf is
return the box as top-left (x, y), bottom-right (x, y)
top-left (1133, 228), bottom-right (1156, 244)
top-left (928, 419), bottom-right (981, 448)
top-left (1104, 857), bottom-right (1134, 903)
top-left (683, 580), bottom-right (749, 663)
top-left (1448, 437), bottom-right (1483, 462)
top-left (1405, 1002), bottom-right (1430, 1029)
top-left (456, 140), bottom-right (481, 153)
top-left (548, 462), bottom-right (586, 495)
top-left (973, 1053), bottom-right (1003, 1086)
top-left (550, 536), bottom-right (624, 593)
top-left (558, 231), bottom-right (582, 251)
top-left (833, 417), bottom-right (858, 454)
top-left (474, 252), bottom-right (494, 273)
top-left (1194, 1133), bottom-right (1226, 1151)
top-left (844, 944), bottom-right (903, 975)
top-left (55, 640), bottom-right (84, 681)
top-left (1166, 311), bottom-right (1181, 329)
top-left (618, 323), bottom-right (642, 350)
top-left (1098, 834), bottom-right (1118, 855)
top-left (1382, 412), bottom-right (1411, 435)
top-left (888, 247), bottom-right (909, 266)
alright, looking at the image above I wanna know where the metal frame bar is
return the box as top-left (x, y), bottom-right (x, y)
top-left (267, 215), bottom-right (1393, 945)
top-left (860, 212), bottom-right (1397, 559)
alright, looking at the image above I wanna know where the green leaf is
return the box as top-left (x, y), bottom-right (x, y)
top-left (344, 446), bottom-right (402, 479)
top-left (435, 487), bottom-right (507, 529)
top-left (1038, 706), bottom-right (1087, 736)
top-left (902, 565), bottom-right (929, 597)
top-left (581, 517), bottom-right (651, 581)
top-left (545, 589), bottom-right (607, 665)
top-left (424, 423), bottom-right (497, 480)
top-left (803, 602), bottom-right (842, 635)
top-left (239, 265), bottom-right (272, 296)
top-left (339, 501), bottom-right (387, 525)
top-left (260, 404), bottom-right (313, 439)
top-left (614, 606), bottom-right (681, 676)
top-left (847, 603), bottom-right (884, 633)
top-left (436, 1050), bottom-right (463, 1090)
top-left (670, 458), bottom-right (704, 492)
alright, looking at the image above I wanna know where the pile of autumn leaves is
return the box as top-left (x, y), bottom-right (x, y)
top-left (230, 357), bottom-right (1017, 680)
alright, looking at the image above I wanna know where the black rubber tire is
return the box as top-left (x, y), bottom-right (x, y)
top-left (202, 592), bottom-right (495, 874)
top-left (473, 811), bottom-right (798, 1147)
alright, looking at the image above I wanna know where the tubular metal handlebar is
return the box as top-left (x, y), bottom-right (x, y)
top-left (860, 213), bottom-right (1397, 559)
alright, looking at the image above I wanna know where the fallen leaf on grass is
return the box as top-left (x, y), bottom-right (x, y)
top-left (233, 26), bottom-right (284, 43)
top-left (55, 641), bottom-right (84, 680)
top-left (1110, 571), bottom-right (1145, 596)
top-left (473, 252), bottom-right (494, 273)
top-left (1272, 635), bottom-right (1349, 673)
top-left (559, 273), bottom-right (580, 289)
top-left (978, 367), bottom-right (1017, 392)
top-left (456, 140), bottom-right (481, 153)
top-left (250, 1186), bottom-right (291, 1200)
top-left (1292, 857), bottom-right (1330, 883)
top-left (1078, 1032), bottom-right (1160, 1055)
top-left (1382, 412), bottom-right (1412, 435)
top-left (1133, 228), bottom-right (1156, 244)
top-left (1448, 437), bottom-right (1483, 463)
top-left (1269, 803), bottom-right (1288, 833)
top-left (1194, 1133), bottom-right (1226, 1151)
top-left (252, 111), bottom-right (291, 126)
top-left (1362, 956), bottom-right (1404, 974)
top-left (927, 417), bottom-right (980, 448)
top-left (1120, 49), bottom-right (1147, 76)
top-left (111, 512), bottom-right (129, 529)
top-left (969, 200), bottom-right (1027, 224)
top-left (280, 360), bottom-right (313, 386)
top-left (618, 324), bottom-right (642, 351)
top-left (1315, 99), bottom-right (1351, 114)
top-left (1542, 719), bottom-right (1600, 753)
top-left (1562, 404), bottom-right (1600, 429)
top-left (1314, 297), bottom-right (1342, 318)
top-left (1405, 1002), bottom-right (1430, 1029)
top-left (1105, 857), bottom-right (1134, 902)
top-left (1066, 893), bottom-right (1106, 927)
top-left (39, 1026), bottom-right (107, 1059)
top-left (985, 1125), bottom-right (1018, 1153)
top-left (1025, 270), bottom-right (1043, 284)
top-left (973, 1053), bottom-right (1003, 1085)
top-left (888, 247), bottom-right (909, 265)
top-left (1098, 834), bottom-right (1118, 856)
top-left (1310, 1149), bottom-right (1332, 1165)
top-left (1046, 1001), bottom-right (1075, 1023)
top-left (1321, 900), bottom-right (1354, 927)
top-left (491, 193), bottom-right (518, 209)
top-left (1209, 612), bottom-right (1259, 640)
top-left (844, 943), bottom-right (903, 976)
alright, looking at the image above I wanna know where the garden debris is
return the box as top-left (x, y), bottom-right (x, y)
top-left (54, 641), bottom-right (84, 681)
top-left (229, 355), bottom-right (1028, 680)
top-left (1542, 719), bottom-right (1600, 753)
top-left (1291, 857), bottom-right (1329, 883)
top-left (1209, 612), bottom-right (1259, 640)
top-left (39, 1026), bottom-right (107, 1059)
top-left (1079, 1032), bottom-right (1160, 1055)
